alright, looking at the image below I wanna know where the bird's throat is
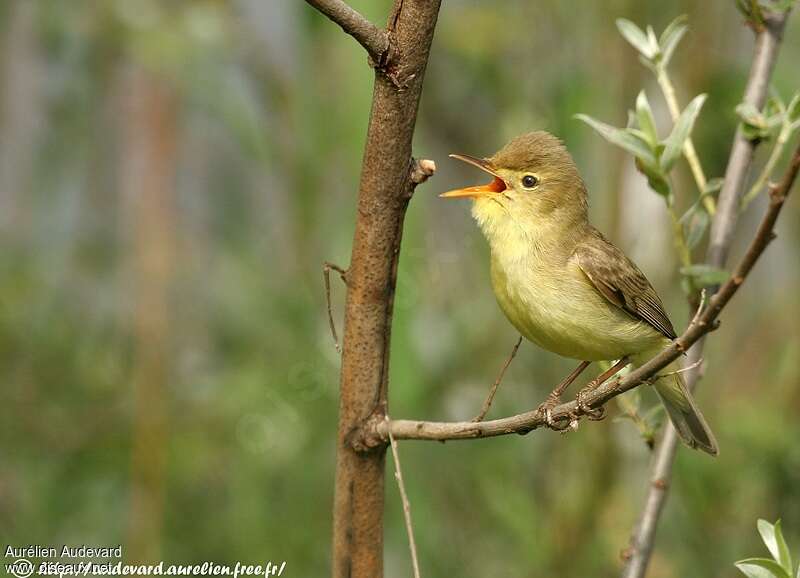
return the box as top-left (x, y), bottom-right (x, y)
top-left (471, 197), bottom-right (587, 264)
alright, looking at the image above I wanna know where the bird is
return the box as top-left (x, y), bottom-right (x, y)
top-left (439, 131), bottom-right (718, 455)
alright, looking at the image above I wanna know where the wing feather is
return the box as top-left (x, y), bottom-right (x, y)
top-left (575, 230), bottom-right (677, 340)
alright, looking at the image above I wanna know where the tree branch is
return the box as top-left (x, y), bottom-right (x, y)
top-left (354, 139), bottom-right (799, 448)
top-left (707, 10), bottom-right (790, 267)
top-left (621, 10), bottom-right (792, 578)
top-left (319, 1), bottom-right (443, 577)
top-left (305, 0), bottom-right (391, 66)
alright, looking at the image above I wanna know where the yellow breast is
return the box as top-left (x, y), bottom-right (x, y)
top-left (490, 250), bottom-right (662, 362)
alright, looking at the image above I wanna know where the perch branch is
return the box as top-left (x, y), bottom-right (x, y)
top-left (305, 0), bottom-right (391, 66)
top-left (622, 10), bottom-right (793, 578)
top-left (355, 139), bottom-right (799, 447)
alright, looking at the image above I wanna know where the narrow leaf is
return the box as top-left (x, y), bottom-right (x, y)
top-left (616, 19), bottom-right (656, 58)
top-left (646, 25), bottom-right (659, 54)
top-left (684, 206), bottom-right (709, 250)
top-left (757, 520), bottom-right (793, 573)
top-left (659, 15), bottom-right (688, 65)
top-left (680, 264), bottom-right (729, 287)
top-left (736, 558), bottom-right (791, 578)
top-left (636, 91), bottom-right (659, 144)
top-left (575, 114), bottom-right (657, 164)
top-left (787, 93), bottom-right (800, 122)
top-left (661, 94), bottom-right (707, 172)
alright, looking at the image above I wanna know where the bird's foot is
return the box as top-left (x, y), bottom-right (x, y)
top-left (536, 393), bottom-right (572, 431)
top-left (575, 387), bottom-right (605, 421)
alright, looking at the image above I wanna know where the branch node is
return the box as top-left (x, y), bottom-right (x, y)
top-left (652, 478), bottom-right (669, 491)
top-left (409, 158), bottom-right (437, 186)
top-left (306, 0), bottom-right (391, 68)
top-left (347, 412), bottom-right (387, 453)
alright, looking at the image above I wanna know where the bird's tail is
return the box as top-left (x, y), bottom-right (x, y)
top-left (652, 367), bottom-right (718, 456)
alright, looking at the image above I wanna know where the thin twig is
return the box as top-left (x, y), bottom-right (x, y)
top-left (688, 288), bottom-right (708, 328)
top-left (654, 357), bottom-right (703, 379)
top-left (472, 336), bottom-right (522, 422)
top-left (305, 0), bottom-right (391, 66)
top-left (355, 139), bottom-right (800, 447)
top-left (741, 123), bottom-right (794, 210)
top-left (622, 11), bottom-right (793, 576)
top-left (707, 10), bottom-right (790, 268)
top-left (387, 418), bottom-right (421, 578)
top-left (323, 261), bottom-right (348, 352)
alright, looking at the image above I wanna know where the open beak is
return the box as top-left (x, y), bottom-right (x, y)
top-left (439, 154), bottom-right (507, 199)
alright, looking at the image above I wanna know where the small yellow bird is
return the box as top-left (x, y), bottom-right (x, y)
top-left (441, 131), bottom-right (717, 455)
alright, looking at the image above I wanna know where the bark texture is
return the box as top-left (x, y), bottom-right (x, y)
top-left (322, 1), bottom-right (442, 576)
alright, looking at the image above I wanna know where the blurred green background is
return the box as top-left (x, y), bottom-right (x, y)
top-left (1, 1), bottom-right (798, 577)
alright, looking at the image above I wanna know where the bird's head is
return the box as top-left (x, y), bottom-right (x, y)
top-left (440, 131), bottom-right (589, 247)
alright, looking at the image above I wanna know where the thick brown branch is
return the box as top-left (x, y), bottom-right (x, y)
top-left (327, 1), bottom-right (442, 577)
top-left (356, 140), bottom-right (800, 447)
top-left (305, 0), bottom-right (391, 66)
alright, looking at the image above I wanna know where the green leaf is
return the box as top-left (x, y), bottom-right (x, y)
top-left (758, 520), bottom-right (793, 573)
top-left (659, 15), bottom-right (688, 65)
top-left (769, 0), bottom-right (797, 13)
top-left (787, 93), bottom-right (800, 123)
top-left (646, 25), bottom-right (659, 54)
top-left (575, 114), bottom-right (657, 165)
top-left (735, 558), bottom-right (791, 578)
top-left (616, 19), bottom-right (657, 59)
top-left (642, 171), bottom-right (671, 198)
top-left (661, 94), bottom-right (707, 172)
top-left (683, 205), bottom-right (710, 249)
top-left (635, 91), bottom-right (658, 145)
top-left (680, 264), bottom-right (729, 287)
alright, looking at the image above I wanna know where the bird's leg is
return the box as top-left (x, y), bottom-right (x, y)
top-left (537, 361), bottom-right (591, 430)
top-left (575, 356), bottom-right (630, 420)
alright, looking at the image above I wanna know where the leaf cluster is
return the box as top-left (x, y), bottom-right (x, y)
top-left (736, 519), bottom-right (799, 578)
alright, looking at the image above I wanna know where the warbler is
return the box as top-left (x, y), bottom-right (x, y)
top-left (440, 131), bottom-right (717, 455)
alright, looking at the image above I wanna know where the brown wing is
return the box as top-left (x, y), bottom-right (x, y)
top-left (574, 229), bottom-right (677, 340)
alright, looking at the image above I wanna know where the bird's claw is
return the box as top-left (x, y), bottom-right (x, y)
top-left (537, 395), bottom-right (572, 431)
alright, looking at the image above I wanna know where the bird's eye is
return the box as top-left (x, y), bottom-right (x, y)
top-left (521, 175), bottom-right (539, 188)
